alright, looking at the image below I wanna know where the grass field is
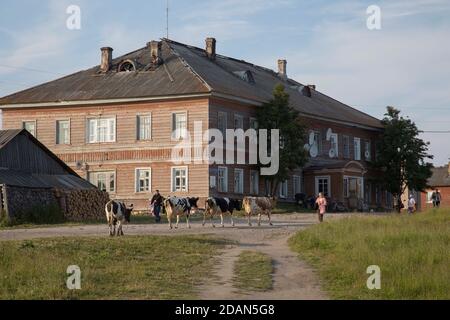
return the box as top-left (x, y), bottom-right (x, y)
top-left (233, 251), bottom-right (273, 292)
top-left (289, 209), bottom-right (450, 300)
top-left (0, 235), bottom-right (227, 300)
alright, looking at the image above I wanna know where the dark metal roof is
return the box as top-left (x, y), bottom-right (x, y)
top-left (0, 169), bottom-right (94, 189)
top-left (0, 39), bottom-right (383, 129)
top-left (0, 129), bottom-right (22, 149)
top-left (0, 129), bottom-right (81, 177)
top-left (428, 165), bottom-right (450, 187)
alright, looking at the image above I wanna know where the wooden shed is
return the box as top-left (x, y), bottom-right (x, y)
top-left (0, 129), bottom-right (109, 223)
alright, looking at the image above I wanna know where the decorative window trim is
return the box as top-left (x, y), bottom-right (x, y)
top-left (171, 166), bottom-right (189, 192)
top-left (171, 111), bottom-right (188, 140)
top-left (22, 120), bottom-right (37, 137)
top-left (56, 119), bottom-right (71, 145)
top-left (234, 168), bottom-right (244, 194)
top-left (354, 137), bottom-right (361, 161)
top-left (86, 116), bottom-right (117, 144)
top-left (136, 113), bottom-right (152, 141)
top-left (293, 175), bottom-right (302, 195)
top-left (217, 111), bottom-right (227, 136)
top-left (234, 114), bottom-right (244, 130)
top-left (135, 168), bottom-right (152, 193)
top-left (330, 133), bottom-right (339, 157)
top-left (88, 170), bottom-right (116, 194)
top-left (315, 175), bottom-right (331, 197)
top-left (279, 180), bottom-right (288, 199)
top-left (217, 166), bottom-right (228, 193)
top-left (250, 170), bottom-right (259, 195)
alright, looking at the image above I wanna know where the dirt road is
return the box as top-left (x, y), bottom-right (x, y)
top-left (0, 213), bottom-right (346, 299)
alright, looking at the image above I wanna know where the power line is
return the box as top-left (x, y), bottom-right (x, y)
top-left (421, 131), bottom-right (450, 133)
top-left (0, 64), bottom-right (63, 76)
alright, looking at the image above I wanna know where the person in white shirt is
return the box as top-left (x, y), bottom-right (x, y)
top-left (408, 195), bottom-right (416, 214)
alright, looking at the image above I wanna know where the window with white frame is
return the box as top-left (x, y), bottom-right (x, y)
top-left (313, 131), bottom-right (322, 154)
top-left (315, 176), bottom-right (330, 197)
top-left (218, 167), bottom-right (228, 193)
top-left (343, 135), bottom-right (350, 158)
top-left (354, 137), bottom-right (361, 160)
top-left (89, 171), bottom-right (116, 193)
top-left (250, 170), bottom-right (259, 195)
top-left (344, 176), bottom-right (364, 199)
top-left (343, 177), bottom-right (349, 198)
top-left (279, 180), bottom-right (288, 198)
top-left (365, 140), bottom-right (371, 161)
top-left (293, 175), bottom-right (302, 195)
top-left (172, 167), bottom-right (188, 192)
top-left (249, 117), bottom-right (258, 144)
top-left (234, 169), bottom-right (244, 194)
top-left (23, 121), bottom-right (36, 137)
top-left (56, 120), bottom-right (70, 145)
top-left (135, 168), bottom-right (151, 193)
top-left (87, 118), bottom-right (116, 143)
top-left (218, 112), bottom-right (227, 136)
top-left (330, 133), bottom-right (338, 157)
top-left (137, 115), bottom-right (152, 141)
top-left (172, 112), bottom-right (187, 139)
top-left (234, 114), bottom-right (244, 130)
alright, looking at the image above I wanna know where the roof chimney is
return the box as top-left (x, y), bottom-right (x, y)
top-left (278, 59), bottom-right (287, 79)
top-left (148, 41), bottom-right (162, 65)
top-left (100, 47), bottom-right (113, 72)
top-left (205, 37), bottom-right (216, 60)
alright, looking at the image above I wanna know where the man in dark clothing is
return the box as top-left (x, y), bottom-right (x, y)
top-left (431, 189), bottom-right (442, 208)
top-left (150, 190), bottom-right (163, 222)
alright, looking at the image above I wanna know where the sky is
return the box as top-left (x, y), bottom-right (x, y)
top-left (0, 0), bottom-right (449, 166)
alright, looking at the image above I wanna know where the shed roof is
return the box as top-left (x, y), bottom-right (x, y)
top-left (0, 169), bottom-right (94, 189)
top-left (0, 39), bottom-right (383, 130)
top-left (428, 165), bottom-right (450, 187)
top-left (0, 129), bottom-right (93, 189)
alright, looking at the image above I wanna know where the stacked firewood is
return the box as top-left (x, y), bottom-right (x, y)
top-left (62, 189), bottom-right (110, 221)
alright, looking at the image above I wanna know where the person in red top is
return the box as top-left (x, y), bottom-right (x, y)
top-left (315, 192), bottom-right (327, 223)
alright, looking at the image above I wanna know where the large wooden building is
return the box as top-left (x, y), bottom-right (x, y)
top-left (0, 38), bottom-right (390, 210)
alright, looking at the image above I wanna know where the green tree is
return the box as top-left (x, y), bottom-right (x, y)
top-left (373, 106), bottom-right (433, 212)
top-left (256, 84), bottom-right (308, 196)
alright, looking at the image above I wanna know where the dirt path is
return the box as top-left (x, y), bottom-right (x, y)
top-left (0, 213), bottom-right (347, 299)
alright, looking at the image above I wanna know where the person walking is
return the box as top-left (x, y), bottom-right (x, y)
top-left (150, 190), bottom-right (163, 222)
top-left (315, 192), bottom-right (327, 223)
top-left (431, 189), bottom-right (442, 208)
top-left (407, 194), bottom-right (416, 214)
top-left (435, 189), bottom-right (442, 208)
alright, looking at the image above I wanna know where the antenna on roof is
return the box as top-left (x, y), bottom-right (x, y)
top-left (166, 0), bottom-right (169, 39)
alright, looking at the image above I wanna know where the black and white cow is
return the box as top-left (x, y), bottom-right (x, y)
top-left (163, 196), bottom-right (199, 229)
top-left (105, 200), bottom-right (133, 236)
top-left (204, 197), bottom-right (242, 228)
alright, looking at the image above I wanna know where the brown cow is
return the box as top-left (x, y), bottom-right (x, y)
top-left (242, 197), bottom-right (277, 227)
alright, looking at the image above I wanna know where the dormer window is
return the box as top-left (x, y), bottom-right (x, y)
top-left (118, 60), bottom-right (136, 72)
top-left (233, 70), bottom-right (255, 84)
